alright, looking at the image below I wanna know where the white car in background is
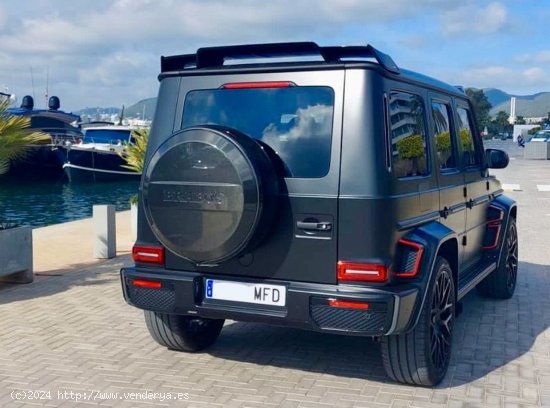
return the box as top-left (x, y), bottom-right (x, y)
top-left (529, 130), bottom-right (550, 142)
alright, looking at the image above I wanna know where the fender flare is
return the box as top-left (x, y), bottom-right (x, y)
top-left (486, 194), bottom-right (517, 267)
top-left (393, 221), bottom-right (458, 333)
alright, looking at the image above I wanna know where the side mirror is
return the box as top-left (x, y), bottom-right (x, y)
top-left (485, 148), bottom-right (509, 169)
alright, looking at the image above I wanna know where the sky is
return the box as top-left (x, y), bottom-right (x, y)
top-left (0, 0), bottom-right (548, 112)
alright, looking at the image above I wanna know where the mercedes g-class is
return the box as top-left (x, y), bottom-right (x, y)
top-left (120, 42), bottom-right (517, 386)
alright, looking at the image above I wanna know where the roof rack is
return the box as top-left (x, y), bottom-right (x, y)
top-left (160, 42), bottom-right (400, 74)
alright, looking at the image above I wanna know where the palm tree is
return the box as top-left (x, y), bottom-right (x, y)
top-left (121, 128), bottom-right (149, 205)
top-left (121, 128), bottom-right (149, 173)
top-left (0, 100), bottom-right (50, 175)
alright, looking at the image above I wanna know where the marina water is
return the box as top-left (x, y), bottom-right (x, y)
top-left (0, 178), bottom-right (139, 228)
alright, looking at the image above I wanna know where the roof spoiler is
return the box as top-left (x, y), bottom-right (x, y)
top-left (161, 42), bottom-right (400, 75)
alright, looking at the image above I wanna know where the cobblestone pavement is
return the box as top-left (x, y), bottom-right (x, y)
top-left (0, 156), bottom-right (549, 407)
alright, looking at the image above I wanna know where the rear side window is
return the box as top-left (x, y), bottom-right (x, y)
top-left (456, 107), bottom-right (480, 167)
top-left (388, 92), bottom-right (429, 178)
top-left (182, 86), bottom-right (334, 178)
top-left (431, 101), bottom-right (456, 170)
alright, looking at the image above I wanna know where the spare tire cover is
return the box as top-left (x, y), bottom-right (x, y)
top-left (143, 126), bottom-right (278, 264)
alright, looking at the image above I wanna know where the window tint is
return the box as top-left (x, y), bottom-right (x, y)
top-left (182, 87), bottom-right (334, 178)
top-left (388, 92), bottom-right (429, 178)
top-left (456, 107), bottom-right (479, 167)
top-left (431, 102), bottom-right (456, 170)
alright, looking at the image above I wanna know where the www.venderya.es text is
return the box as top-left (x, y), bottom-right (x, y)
top-left (11, 389), bottom-right (190, 402)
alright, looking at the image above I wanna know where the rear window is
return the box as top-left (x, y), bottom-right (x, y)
top-left (182, 86), bottom-right (334, 178)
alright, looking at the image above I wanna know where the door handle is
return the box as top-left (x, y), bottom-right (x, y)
top-left (297, 221), bottom-right (332, 231)
top-left (440, 207), bottom-right (450, 219)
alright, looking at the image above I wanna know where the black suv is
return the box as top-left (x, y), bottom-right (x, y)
top-left (121, 42), bottom-right (517, 386)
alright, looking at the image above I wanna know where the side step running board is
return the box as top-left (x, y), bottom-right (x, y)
top-left (457, 261), bottom-right (496, 300)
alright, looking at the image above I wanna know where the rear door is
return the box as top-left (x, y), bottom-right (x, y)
top-left (165, 69), bottom-right (345, 284)
top-left (455, 102), bottom-right (489, 269)
top-left (428, 94), bottom-right (467, 267)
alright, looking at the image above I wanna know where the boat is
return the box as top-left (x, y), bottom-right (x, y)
top-left (58, 125), bottom-right (142, 182)
top-left (5, 95), bottom-right (83, 179)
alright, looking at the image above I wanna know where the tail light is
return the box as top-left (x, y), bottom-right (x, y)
top-left (337, 261), bottom-right (388, 283)
top-left (132, 245), bottom-right (165, 265)
top-left (394, 239), bottom-right (424, 278)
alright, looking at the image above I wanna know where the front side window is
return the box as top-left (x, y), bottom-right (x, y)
top-left (456, 107), bottom-right (480, 167)
top-left (388, 92), bottom-right (429, 178)
top-left (431, 101), bottom-right (456, 170)
top-left (182, 86), bottom-right (334, 178)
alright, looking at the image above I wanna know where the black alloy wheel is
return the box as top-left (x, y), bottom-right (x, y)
top-left (505, 220), bottom-right (518, 292)
top-left (430, 269), bottom-right (454, 373)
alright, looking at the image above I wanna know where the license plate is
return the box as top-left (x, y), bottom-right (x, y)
top-left (205, 279), bottom-right (286, 307)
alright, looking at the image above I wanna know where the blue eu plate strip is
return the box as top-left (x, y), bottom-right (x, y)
top-left (206, 279), bottom-right (213, 298)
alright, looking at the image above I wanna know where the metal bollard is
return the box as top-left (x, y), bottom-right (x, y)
top-left (93, 205), bottom-right (116, 259)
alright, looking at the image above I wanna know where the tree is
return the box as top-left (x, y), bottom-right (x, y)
top-left (495, 110), bottom-right (509, 131)
top-left (465, 88), bottom-right (492, 132)
top-left (121, 128), bottom-right (149, 173)
top-left (515, 115), bottom-right (526, 125)
top-left (121, 128), bottom-right (149, 204)
top-left (0, 100), bottom-right (50, 175)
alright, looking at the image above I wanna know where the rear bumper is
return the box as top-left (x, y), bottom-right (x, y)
top-left (120, 267), bottom-right (419, 336)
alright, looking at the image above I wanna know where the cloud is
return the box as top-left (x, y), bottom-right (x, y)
top-left (0, 0), bottom-right (537, 110)
top-left (522, 67), bottom-right (545, 82)
top-left (516, 50), bottom-right (550, 64)
top-left (0, 6), bottom-right (6, 31)
top-left (441, 2), bottom-right (508, 36)
top-left (454, 64), bottom-right (550, 93)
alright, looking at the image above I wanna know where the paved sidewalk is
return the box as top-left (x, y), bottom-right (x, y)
top-left (0, 157), bottom-right (549, 407)
top-left (32, 210), bottom-right (133, 275)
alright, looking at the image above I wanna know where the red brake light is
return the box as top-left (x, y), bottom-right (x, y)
top-left (132, 245), bottom-right (165, 264)
top-left (131, 279), bottom-right (162, 289)
top-left (337, 261), bottom-right (388, 282)
top-left (328, 299), bottom-right (370, 310)
top-left (395, 239), bottom-right (423, 278)
top-left (221, 81), bottom-right (295, 89)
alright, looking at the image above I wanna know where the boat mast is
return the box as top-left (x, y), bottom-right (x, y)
top-left (45, 66), bottom-right (49, 108)
top-left (30, 66), bottom-right (36, 100)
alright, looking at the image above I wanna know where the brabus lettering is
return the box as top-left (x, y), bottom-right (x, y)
top-left (162, 189), bottom-right (225, 205)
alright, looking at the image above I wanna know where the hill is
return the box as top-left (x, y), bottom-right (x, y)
top-left (483, 88), bottom-right (511, 107)
top-left (484, 89), bottom-right (550, 118)
top-left (74, 106), bottom-right (121, 117)
top-left (124, 97), bottom-right (156, 120)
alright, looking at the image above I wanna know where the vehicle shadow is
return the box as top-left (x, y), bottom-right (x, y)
top-left (0, 255), bottom-right (131, 305)
top-left (208, 260), bottom-right (549, 388)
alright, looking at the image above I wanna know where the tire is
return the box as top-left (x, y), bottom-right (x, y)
top-left (477, 217), bottom-right (518, 299)
top-left (144, 311), bottom-right (224, 352)
top-left (381, 256), bottom-right (455, 386)
top-left (142, 125), bottom-right (279, 264)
